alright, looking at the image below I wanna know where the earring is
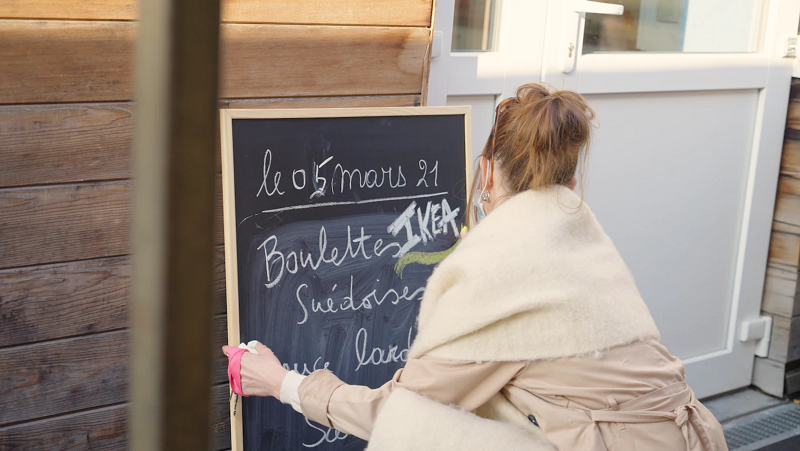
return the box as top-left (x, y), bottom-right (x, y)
top-left (480, 190), bottom-right (491, 203)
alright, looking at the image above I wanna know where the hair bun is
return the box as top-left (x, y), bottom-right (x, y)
top-left (515, 83), bottom-right (552, 105)
top-left (466, 83), bottom-right (595, 226)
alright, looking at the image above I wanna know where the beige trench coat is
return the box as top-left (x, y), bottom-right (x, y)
top-left (298, 338), bottom-right (727, 451)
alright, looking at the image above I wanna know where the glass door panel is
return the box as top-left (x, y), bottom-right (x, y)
top-left (583, 0), bottom-right (764, 53)
top-left (453, 0), bottom-right (501, 51)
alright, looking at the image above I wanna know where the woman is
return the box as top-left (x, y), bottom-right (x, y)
top-left (224, 83), bottom-right (727, 451)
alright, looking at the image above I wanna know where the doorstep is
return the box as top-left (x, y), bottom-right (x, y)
top-left (704, 387), bottom-right (800, 451)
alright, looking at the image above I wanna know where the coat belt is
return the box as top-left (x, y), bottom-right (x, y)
top-left (586, 381), bottom-right (714, 451)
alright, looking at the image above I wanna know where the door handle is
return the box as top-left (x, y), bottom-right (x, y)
top-left (562, 1), bottom-right (624, 73)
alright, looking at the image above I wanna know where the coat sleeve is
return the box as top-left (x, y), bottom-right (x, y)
top-left (298, 357), bottom-right (526, 440)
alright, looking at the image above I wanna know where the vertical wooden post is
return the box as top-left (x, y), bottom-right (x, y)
top-left (129, 0), bottom-right (220, 449)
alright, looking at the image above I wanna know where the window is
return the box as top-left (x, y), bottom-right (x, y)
top-left (452, 0), bottom-right (500, 52)
top-left (583, 0), bottom-right (763, 54)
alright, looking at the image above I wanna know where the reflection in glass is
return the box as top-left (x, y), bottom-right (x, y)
top-left (583, 0), bottom-right (762, 54)
top-left (452, 0), bottom-right (499, 52)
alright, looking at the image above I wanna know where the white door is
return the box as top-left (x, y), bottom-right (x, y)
top-left (430, 0), bottom-right (800, 398)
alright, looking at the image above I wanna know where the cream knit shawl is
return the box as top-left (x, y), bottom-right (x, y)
top-left (409, 185), bottom-right (660, 362)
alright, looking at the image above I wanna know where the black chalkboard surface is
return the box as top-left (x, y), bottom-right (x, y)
top-left (220, 107), bottom-right (471, 451)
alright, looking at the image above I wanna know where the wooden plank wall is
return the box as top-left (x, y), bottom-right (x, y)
top-left (755, 79), bottom-right (800, 397)
top-left (0, 1), bottom-right (433, 449)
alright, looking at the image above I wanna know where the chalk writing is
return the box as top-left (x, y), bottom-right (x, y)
top-left (332, 162), bottom-right (407, 195)
top-left (255, 149), bottom-right (422, 200)
top-left (355, 327), bottom-right (413, 372)
top-left (303, 418), bottom-right (349, 448)
top-left (257, 199), bottom-right (459, 288)
top-left (416, 159), bottom-right (439, 188)
top-left (295, 277), bottom-right (425, 325)
top-left (283, 357), bottom-right (331, 375)
top-left (257, 149), bottom-right (285, 197)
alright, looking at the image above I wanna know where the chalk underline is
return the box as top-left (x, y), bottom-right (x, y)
top-left (237, 191), bottom-right (450, 226)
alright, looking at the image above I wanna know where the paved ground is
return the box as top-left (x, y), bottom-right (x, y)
top-left (704, 388), bottom-right (800, 451)
top-left (704, 388), bottom-right (786, 423)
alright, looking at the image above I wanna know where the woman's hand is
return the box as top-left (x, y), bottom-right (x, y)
top-left (223, 343), bottom-right (289, 399)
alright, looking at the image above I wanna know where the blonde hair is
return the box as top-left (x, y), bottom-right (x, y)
top-left (467, 83), bottom-right (596, 227)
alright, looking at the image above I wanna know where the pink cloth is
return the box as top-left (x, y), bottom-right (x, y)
top-left (227, 347), bottom-right (250, 397)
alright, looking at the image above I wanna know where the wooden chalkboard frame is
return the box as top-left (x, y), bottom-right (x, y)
top-left (220, 106), bottom-right (472, 451)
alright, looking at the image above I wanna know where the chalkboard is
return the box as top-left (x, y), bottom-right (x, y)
top-left (220, 107), bottom-right (471, 451)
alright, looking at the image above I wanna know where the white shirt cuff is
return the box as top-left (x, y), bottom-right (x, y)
top-left (280, 371), bottom-right (306, 414)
